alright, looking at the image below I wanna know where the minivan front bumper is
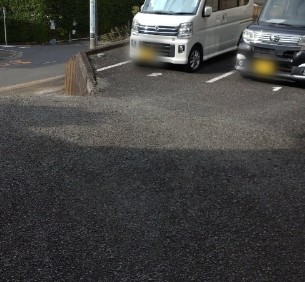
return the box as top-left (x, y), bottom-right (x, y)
top-left (130, 34), bottom-right (192, 64)
top-left (236, 42), bottom-right (305, 82)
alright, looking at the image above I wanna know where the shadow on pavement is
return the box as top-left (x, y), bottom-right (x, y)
top-left (132, 51), bottom-right (237, 75)
top-left (0, 102), bottom-right (304, 281)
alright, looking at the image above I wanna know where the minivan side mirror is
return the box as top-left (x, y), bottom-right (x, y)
top-left (203, 6), bottom-right (212, 17)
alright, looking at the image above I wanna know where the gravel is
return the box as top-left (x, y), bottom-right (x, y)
top-left (1, 50), bottom-right (305, 281)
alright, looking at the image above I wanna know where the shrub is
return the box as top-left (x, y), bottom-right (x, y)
top-left (0, 0), bottom-right (144, 43)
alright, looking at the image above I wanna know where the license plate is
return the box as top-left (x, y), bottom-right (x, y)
top-left (252, 60), bottom-right (276, 76)
top-left (139, 47), bottom-right (155, 61)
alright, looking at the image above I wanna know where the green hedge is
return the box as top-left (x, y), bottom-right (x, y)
top-left (0, 0), bottom-right (144, 43)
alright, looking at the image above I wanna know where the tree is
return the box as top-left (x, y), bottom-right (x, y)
top-left (0, 0), bottom-right (144, 43)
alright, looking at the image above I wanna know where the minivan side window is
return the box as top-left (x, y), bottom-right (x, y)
top-left (219, 0), bottom-right (238, 10)
top-left (205, 0), bottom-right (249, 12)
top-left (205, 0), bottom-right (219, 12)
top-left (239, 0), bottom-right (250, 6)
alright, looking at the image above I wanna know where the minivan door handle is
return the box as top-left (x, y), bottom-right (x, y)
top-left (222, 13), bottom-right (227, 22)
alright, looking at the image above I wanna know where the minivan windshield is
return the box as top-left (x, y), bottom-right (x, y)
top-left (142, 0), bottom-right (201, 15)
top-left (259, 0), bottom-right (305, 27)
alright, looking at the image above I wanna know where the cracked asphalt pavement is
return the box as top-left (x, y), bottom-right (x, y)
top-left (1, 46), bottom-right (305, 281)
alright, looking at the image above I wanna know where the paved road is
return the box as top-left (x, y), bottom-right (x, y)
top-left (1, 46), bottom-right (305, 281)
top-left (0, 42), bottom-right (89, 87)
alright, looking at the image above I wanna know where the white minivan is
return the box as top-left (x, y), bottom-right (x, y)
top-left (130, 0), bottom-right (254, 72)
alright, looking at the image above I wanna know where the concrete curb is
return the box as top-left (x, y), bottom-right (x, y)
top-left (87, 39), bottom-right (130, 56)
top-left (64, 38), bottom-right (129, 96)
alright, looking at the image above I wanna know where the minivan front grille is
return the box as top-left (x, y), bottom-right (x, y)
top-left (253, 46), bottom-right (297, 73)
top-left (254, 47), bottom-right (275, 56)
top-left (253, 31), bottom-right (302, 45)
top-left (140, 41), bottom-right (175, 57)
top-left (139, 25), bottom-right (178, 36)
top-left (253, 47), bottom-right (297, 59)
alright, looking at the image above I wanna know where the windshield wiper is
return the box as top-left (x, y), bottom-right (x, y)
top-left (260, 21), bottom-right (293, 27)
top-left (143, 10), bottom-right (174, 15)
top-left (276, 23), bottom-right (293, 26)
top-left (173, 12), bottom-right (194, 15)
top-left (143, 11), bottom-right (194, 15)
top-left (275, 23), bottom-right (305, 28)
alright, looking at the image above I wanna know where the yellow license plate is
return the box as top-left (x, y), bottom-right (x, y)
top-left (139, 48), bottom-right (155, 61)
top-left (252, 60), bottom-right (276, 76)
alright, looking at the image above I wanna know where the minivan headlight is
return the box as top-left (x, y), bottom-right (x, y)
top-left (131, 19), bottom-right (140, 36)
top-left (299, 36), bottom-right (305, 47)
top-left (242, 29), bottom-right (254, 44)
top-left (178, 22), bottom-right (193, 39)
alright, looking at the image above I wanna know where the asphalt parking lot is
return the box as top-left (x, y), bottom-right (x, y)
top-left (90, 45), bottom-right (305, 97)
top-left (1, 45), bottom-right (305, 281)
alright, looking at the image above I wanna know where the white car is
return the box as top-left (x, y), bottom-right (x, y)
top-left (130, 0), bottom-right (254, 72)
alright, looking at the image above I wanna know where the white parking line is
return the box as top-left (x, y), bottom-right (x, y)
top-left (147, 73), bottom-right (162, 77)
top-left (272, 87), bottom-right (282, 92)
top-left (96, 60), bottom-right (131, 72)
top-left (206, 70), bottom-right (236, 83)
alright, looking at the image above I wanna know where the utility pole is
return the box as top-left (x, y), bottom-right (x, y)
top-left (89, 0), bottom-right (97, 49)
top-left (2, 7), bottom-right (7, 45)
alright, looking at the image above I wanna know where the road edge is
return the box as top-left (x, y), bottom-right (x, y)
top-left (0, 75), bottom-right (64, 93)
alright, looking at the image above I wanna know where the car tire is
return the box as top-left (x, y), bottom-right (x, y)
top-left (185, 46), bottom-right (202, 73)
top-left (240, 72), bottom-right (251, 79)
top-left (132, 60), bottom-right (145, 67)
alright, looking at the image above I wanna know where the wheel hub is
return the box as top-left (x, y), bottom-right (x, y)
top-left (190, 50), bottom-right (200, 70)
